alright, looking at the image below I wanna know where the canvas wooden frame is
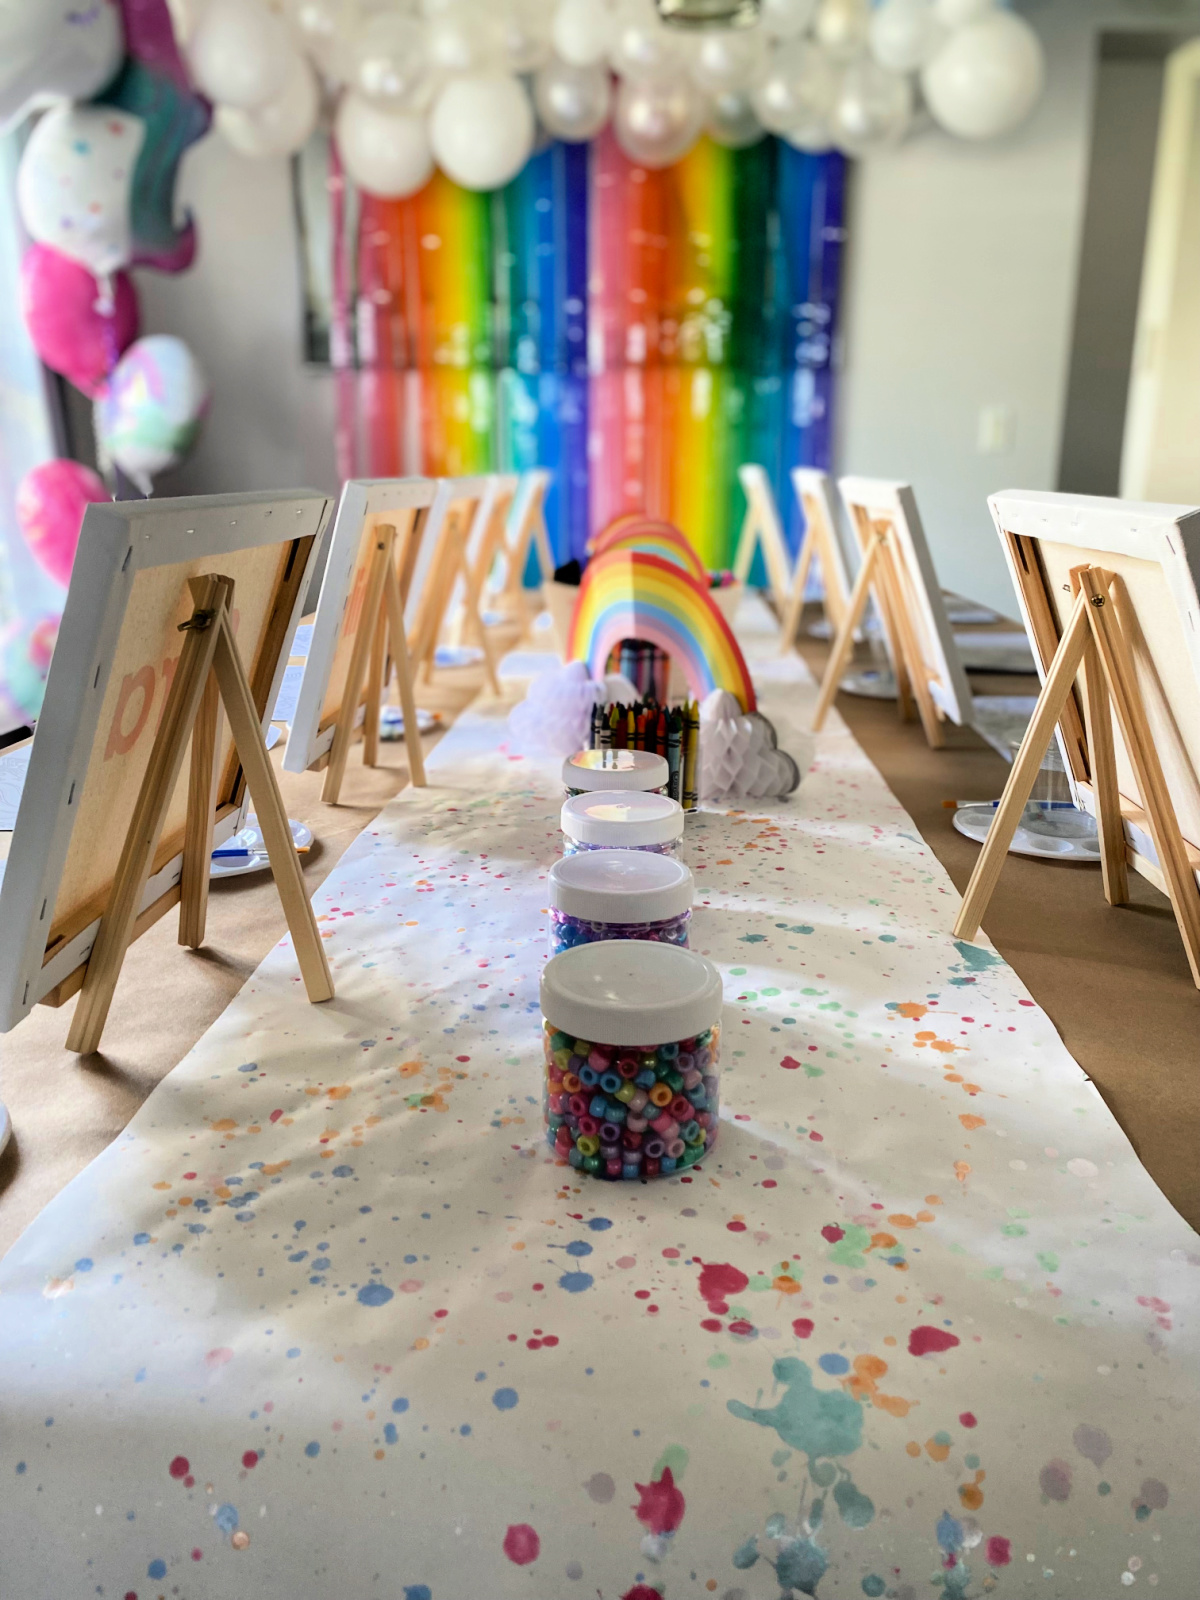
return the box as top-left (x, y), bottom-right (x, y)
top-left (778, 467), bottom-right (855, 652)
top-left (408, 475), bottom-right (501, 695)
top-left (733, 464), bottom-right (794, 608)
top-left (0, 490), bottom-right (330, 1034)
top-left (284, 477), bottom-right (437, 777)
top-left (990, 489), bottom-right (1200, 901)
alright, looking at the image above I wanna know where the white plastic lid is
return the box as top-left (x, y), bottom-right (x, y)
top-left (542, 940), bottom-right (723, 1047)
top-left (549, 850), bottom-right (693, 925)
top-left (562, 748), bottom-right (669, 792)
top-left (561, 789), bottom-right (685, 848)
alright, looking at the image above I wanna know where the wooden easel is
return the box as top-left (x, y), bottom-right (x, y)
top-left (954, 565), bottom-right (1200, 988)
top-left (733, 465), bottom-right (794, 611)
top-left (322, 522), bottom-right (427, 805)
top-left (496, 469), bottom-right (555, 632)
top-left (778, 470), bottom-right (853, 656)
top-left (410, 496), bottom-right (501, 697)
top-left (67, 573), bottom-right (333, 1054)
top-left (811, 506), bottom-right (945, 748)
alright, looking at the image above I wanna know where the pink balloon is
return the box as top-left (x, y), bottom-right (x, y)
top-left (15, 460), bottom-right (109, 589)
top-left (20, 244), bottom-right (139, 398)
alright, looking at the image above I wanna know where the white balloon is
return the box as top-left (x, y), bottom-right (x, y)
top-left (0, 0), bottom-right (124, 134)
top-left (500, 0), bottom-right (555, 74)
top-left (751, 39), bottom-right (837, 137)
top-left (831, 57), bottom-right (913, 154)
top-left (552, 0), bottom-right (614, 68)
top-left (689, 28), bottom-right (767, 95)
top-left (813, 0), bottom-right (870, 64)
top-left (613, 71), bottom-right (702, 168)
top-left (922, 11), bottom-right (1044, 140)
top-left (609, 0), bottom-right (682, 81)
top-left (534, 57), bottom-right (612, 142)
top-left (932, 0), bottom-right (994, 26)
top-left (217, 52), bottom-right (320, 158)
top-left (336, 90), bottom-right (433, 196)
top-left (98, 335), bottom-right (210, 494)
top-left (344, 10), bottom-right (428, 105)
top-left (760, 0), bottom-right (818, 40)
top-left (869, 0), bottom-right (945, 74)
top-left (705, 89), bottom-right (765, 150)
top-left (426, 1), bottom-right (505, 74)
top-left (430, 72), bottom-right (535, 189)
top-left (17, 103), bottom-right (143, 278)
top-left (189, 0), bottom-right (296, 110)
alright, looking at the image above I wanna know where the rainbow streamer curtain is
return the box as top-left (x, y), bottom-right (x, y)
top-left (317, 130), bottom-right (844, 572)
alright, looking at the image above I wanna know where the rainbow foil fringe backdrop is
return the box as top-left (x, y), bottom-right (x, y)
top-left (299, 130), bottom-right (844, 575)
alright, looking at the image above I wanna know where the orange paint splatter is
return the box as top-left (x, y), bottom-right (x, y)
top-left (210, 1118), bottom-right (237, 1132)
top-left (895, 1002), bottom-right (929, 1021)
top-left (905, 1440), bottom-right (921, 1457)
top-left (925, 1437), bottom-right (951, 1462)
top-left (954, 1161), bottom-right (972, 1184)
top-left (772, 1274), bottom-right (802, 1296)
top-left (842, 1354), bottom-right (913, 1418)
top-left (888, 1214), bottom-right (917, 1229)
top-left (959, 1114), bottom-right (986, 1130)
top-left (327, 1086), bottom-right (352, 1101)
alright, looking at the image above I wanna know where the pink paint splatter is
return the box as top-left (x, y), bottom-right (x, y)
top-left (623, 1589), bottom-right (664, 1600)
top-left (633, 1467), bottom-right (686, 1535)
top-left (241, 1451), bottom-right (258, 1470)
top-left (168, 1456), bottom-right (189, 1480)
top-left (780, 1056), bottom-right (802, 1070)
top-left (959, 1412), bottom-right (977, 1428)
top-left (697, 1260), bottom-right (749, 1314)
top-left (907, 1326), bottom-right (960, 1357)
top-left (502, 1524), bottom-right (540, 1565)
top-left (792, 1318), bottom-right (814, 1339)
top-left (204, 1348), bottom-right (234, 1369)
top-left (985, 1536), bottom-right (1012, 1567)
top-left (821, 1224), bottom-right (844, 1243)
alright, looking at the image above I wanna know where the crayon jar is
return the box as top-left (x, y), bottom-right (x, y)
top-left (541, 940), bottom-right (723, 1180)
top-left (563, 748), bottom-right (668, 798)
top-left (547, 850), bottom-right (692, 958)
top-left (561, 790), bottom-right (684, 859)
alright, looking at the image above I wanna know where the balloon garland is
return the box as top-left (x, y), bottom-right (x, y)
top-left (171, 0), bottom-right (1046, 199)
top-left (1, 0), bottom-right (211, 723)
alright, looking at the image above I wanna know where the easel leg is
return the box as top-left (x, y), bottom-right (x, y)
top-left (179, 667), bottom-right (221, 949)
top-left (383, 563), bottom-right (426, 789)
top-left (362, 589), bottom-right (388, 769)
top-left (880, 543), bottom-right (944, 750)
top-left (211, 611), bottom-right (334, 1004)
top-left (732, 506), bottom-right (756, 586)
top-left (953, 592), bottom-right (1092, 942)
top-left (871, 537), bottom-right (917, 724)
top-left (1080, 633), bottom-right (1128, 905)
top-left (67, 575), bottom-right (229, 1054)
top-left (322, 534), bottom-right (391, 806)
top-left (812, 535), bottom-right (880, 732)
top-left (1082, 570), bottom-right (1200, 986)
top-left (779, 532), bottom-right (815, 657)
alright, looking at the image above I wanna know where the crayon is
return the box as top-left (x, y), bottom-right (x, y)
top-left (682, 700), bottom-right (700, 811)
top-left (666, 709), bottom-right (682, 803)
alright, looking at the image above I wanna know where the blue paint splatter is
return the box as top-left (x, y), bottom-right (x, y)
top-left (459, 1424), bottom-right (471, 1436)
top-left (492, 1387), bottom-right (519, 1411)
top-left (384, 1423), bottom-right (398, 1444)
top-left (392, 1397), bottom-right (409, 1413)
top-left (214, 1503), bottom-right (239, 1533)
top-left (331, 1165), bottom-right (354, 1178)
top-left (287, 1348), bottom-right (301, 1358)
top-left (587, 1217), bottom-right (612, 1231)
top-left (357, 1283), bottom-right (394, 1308)
top-left (304, 1441), bottom-right (320, 1458)
top-left (132, 1233), bottom-right (150, 1246)
top-left (148, 1559), bottom-right (167, 1580)
top-left (74, 1258), bottom-right (93, 1272)
top-left (818, 1353), bottom-right (850, 1376)
top-left (16, 1463), bottom-right (26, 1474)
top-left (403, 1587), bottom-right (432, 1600)
top-left (564, 1240), bottom-right (593, 1257)
top-left (952, 940), bottom-right (1004, 972)
top-left (558, 1271), bottom-right (594, 1293)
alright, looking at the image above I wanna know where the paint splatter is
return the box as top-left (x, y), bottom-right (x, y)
top-left (168, 1455), bottom-right (189, 1479)
top-left (502, 1523), bottom-right (540, 1565)
top-left (558, 1271), bottom-right (593, 1293)
top-left (728, 1357), bottom-right (863, 1465)
top-left (907, 1326), bottom-right (960, 1358)
top-left (584, 1472), bottom-right (614, 1503)
top-left (492, 1387), bottom-right (518, 1411)
top-left (1039, 1460), bottom-right (1072, 1501)
top-left (403, 1587), bottom-right (432, 1600)
top-left (986, 1535), bottom-right (1012, 1566)
top-left (356, 1283), bottom-right (394, 1308)
top-left (1072, 1424), bottom-right (1111, 1468)
top-left (792, 1318), bottom-right (814, 1338)
top-left (697, 1260), bottom-right (749, 1313)
top-left (1133, 1478), bottom-right (1169, 1519)
top-left (952, 941), bottom-right (1003, 971)
top-left (633, 1466), bottom-right (686, 1535)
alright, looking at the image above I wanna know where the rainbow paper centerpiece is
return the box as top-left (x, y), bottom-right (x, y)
top-left (588, 518), bottom-right (708, 583)
top-left (567, 550), bottom-right (756, 712)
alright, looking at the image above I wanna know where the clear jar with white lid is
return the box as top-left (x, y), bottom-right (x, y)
top-left (541, 940), bottom-right (723, 1180)
top-left (561, 790), bottom-right (684, 858)
top-left (547, 850), bottom-right (693, 958)
top-left (562, 748), bottom-right (669, 798)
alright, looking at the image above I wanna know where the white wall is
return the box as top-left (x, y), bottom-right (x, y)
top-left (134, 133), bottom-right (338, 501)
top-left (836, 1), bottom-right (1106, 618)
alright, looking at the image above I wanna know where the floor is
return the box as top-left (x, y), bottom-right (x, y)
top-left (1, 612), bottom-right (1196, 1260)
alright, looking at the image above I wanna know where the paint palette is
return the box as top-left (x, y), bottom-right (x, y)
top-left (952, 800), bottom-right (1101, 861)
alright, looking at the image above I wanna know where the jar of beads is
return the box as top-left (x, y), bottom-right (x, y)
top-left (562, 748), bottom-right (668, 798)
top-left (561, 790), bottom-right (684, 858)
top-left (540, 940), bottom-right (723, 1180)
top-left (547, 850), bottom-right (692, 958)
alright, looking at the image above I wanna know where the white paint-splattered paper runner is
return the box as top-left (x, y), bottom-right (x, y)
top-left (0, 601), bottom-right (1196, 1600)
